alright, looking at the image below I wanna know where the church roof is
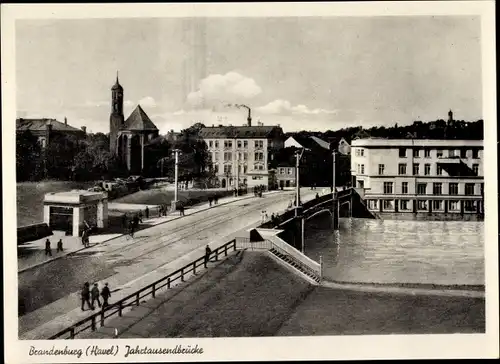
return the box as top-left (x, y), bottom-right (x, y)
top-left (16, 118), bottom-right (82, 133)
top-left (123, 105), bottom-right (158, 131)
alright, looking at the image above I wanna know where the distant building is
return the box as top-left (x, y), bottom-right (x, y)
top-left (165, 129), bottom-right (181, 143)
top-left (108, 75), bottom-right (160, 173)
top-left (16, 117), bottom-right (86, 149)
top-left (351, 138), bottom-right (484, 218)
top-left (199, 124), bottom-right (285, 188)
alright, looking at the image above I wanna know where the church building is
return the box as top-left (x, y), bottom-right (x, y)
top-left (109, 74), bottom-right (159, 174)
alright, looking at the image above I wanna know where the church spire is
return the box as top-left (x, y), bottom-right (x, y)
top-left (112, 71), bottom-right (123, 90)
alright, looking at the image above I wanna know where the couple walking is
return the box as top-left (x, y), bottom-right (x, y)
top-left (81, 282), bottom-right (111, 311)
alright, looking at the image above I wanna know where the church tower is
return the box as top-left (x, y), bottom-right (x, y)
top-left (109, 73), bottom-right (124, 154)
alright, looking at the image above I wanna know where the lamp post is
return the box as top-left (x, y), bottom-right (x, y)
top-left (235, 139), bottom-right (239, 196)
top-left (294, 148), bottom-right (307, 253)
top-left (332, 151), bottom-right (339, 230)
top-left (171, 149), bottom-right (180, 211)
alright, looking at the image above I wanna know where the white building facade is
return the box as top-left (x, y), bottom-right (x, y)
top-left (351, 138), bottom-right (484, 218)
top-left (200, 125), bottom-right (285, 189)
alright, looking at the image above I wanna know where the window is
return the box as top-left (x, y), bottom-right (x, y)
top-left (39, 137), bottom-right (47, 148)
top-left (287, 168), bottom-right (293, 175)
top-left (224, 165), bottom-right (231, 174)
top-left (473, 164), bottom-right (479, 175)
top-left (413, 149), bottom-right (420, 158)
top-left (437, 165), bottom-right (443, 175)
top-left (424, 164), bottom-right (431, 175)
top-left (243, 165), bottom-right (248, 174)
top-left (417, 183), bottom-right (427, 195)
top-left (279, 168), bottom-right (285, 174)
top-left (401, 182), bottom-right (408, 194)
top-left (449, 183), bottom-right (459, 195)
top-left (465, 183), bottom-right (475, 196)
top-left (243, 140), bottom-right (248, 148)
top-left (215, 141), bottom-right (219, 148)
top-left (399, 148), bottom-right (407, 157)
top-left (400, 200), bottom-right (409, 210)
top-left (481, 183), bottom-right (484, 196)
top-left (449, 200), bottom-right (460, 211)
top-left (355, 149), bottom-right (359, 156)
top-left (448, 149), bottom-right (457, 158)
top-left (224, 140), bottom-right (233, 148)
top-left (243, 152), bottom-right (248, 161)
top-left (460, 149), bottom-right (467, 158)
top-left (472, 149), bottom-right (479, 159)
top-left (417, 200), bottom-right (428, 210)
top-left (465, 201), bottom-right (476, 212)
top-left (237, 140), bottom-right (242, 148)
top-left (213, 152), bottom-right (218, 161)
top-left (360, 164), bottom-right (364, 174)
top-left (433, 182), bottom-right (442, 195)
top-left (413, 163), bottom-right (419, 175)
top-left (433, 200), bottom-right (442, 210)
top-left (383, 182), bottom-right (393, 194)
top-left (383, 200), bottom-right (393, 210)
top-left (368, 200), bottom-right (378, 210)
top-left (398, 163), bottom-right (407, 175)
top-left (359, 148), bottom-right (364, 156)
top-left (254, 140), bottom-right (263, 148)
top-left (214, 165), bottom-right (219, 173)
top-left (254, 152), bottom-right (264, 161)
top-left (224, 152), bottom-right (232, 161)
top-left (424, 148), bottom-right (431, 158)
top-left (437, 149), bottom-right (443, 158)
top-left (378, 164), bottom-right (385, 175)
top-left (209, 140), bottom-right (213, 148)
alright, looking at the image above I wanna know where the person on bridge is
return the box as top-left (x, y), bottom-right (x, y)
top-left (101, 283), bottom-right (111, 308)
top-left (81, 282), bottom-right (93, 311)
top-left (179, 205), bottom-right (185, 216)
top-left (204, 245), bottom-right (212, 268)
top-left (208, 196), bottom-right (213, 207)
top-left (56, 239), bottom-right (63, 253)
top-left (316, 193), bottom-right (320, 199)
top-left (44, 238), bottom-right (52, 256)
top-left (91, 283), bottom-right (101, 309)
top-left (145, 206), bottom-right (149, 219)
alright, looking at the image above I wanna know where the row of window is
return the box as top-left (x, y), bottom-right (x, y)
top-left (278, 168), bottom-right (294, 175)
top-left (213, 164), bottom-right (265, 174)
top-left (208, 140), bottom-right (264, 149)
top-left (213, 152), bottom-right (265, 162)
top-left (368, 163), bottom-right (480, 176)
top-left (355, 147), bottom-right (481, 159)
top-left (382, 182), bottom-right (483, 196)
top-left (368, 199), bottom-right (479, 212)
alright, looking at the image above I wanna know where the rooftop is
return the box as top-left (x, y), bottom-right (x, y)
top-left (123, 105), bottom-right (158, 131)
top-left (199, 125), bottom-right (284, 139)
top-left (16, 118), bottom-right (83, 133)
top-left (351, 138), bottom-right (483, 148)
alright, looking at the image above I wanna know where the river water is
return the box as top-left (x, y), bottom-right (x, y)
top-left (304, 215), bottom-right (484, 286)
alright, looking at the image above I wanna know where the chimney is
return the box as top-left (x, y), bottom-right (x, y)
top-left (81, 126), bottom-right (87, 133)
top-left (64, 117), bottom-right (67, 125)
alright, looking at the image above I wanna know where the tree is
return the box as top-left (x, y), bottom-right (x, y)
top-left (16, 130), bottom-right (44, 181)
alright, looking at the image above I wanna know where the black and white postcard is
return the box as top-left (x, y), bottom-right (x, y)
top-left (2, 2), bottom-right (498, 362)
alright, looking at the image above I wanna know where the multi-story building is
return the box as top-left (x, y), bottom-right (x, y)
top-left (199, 124), bottom-right (285, 189)
top-left (351, 138), bottom-right (484, 219)
top-left (16, 117), bottom-right (86, 148)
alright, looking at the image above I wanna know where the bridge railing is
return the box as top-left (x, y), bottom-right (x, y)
top-left (48, 239), bottom-right (238, 340)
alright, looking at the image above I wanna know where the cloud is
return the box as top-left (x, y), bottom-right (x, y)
top-left (138, 96), bottom-right (156, 108)
top-left (187, 72), bottom-right (262, 108)
top-left (84, 100), bottom-right (110, 107)
top-left (256, 99), bottom-right (338, 115)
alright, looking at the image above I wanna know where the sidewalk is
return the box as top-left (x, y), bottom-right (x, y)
top-left (17, 190), bottom-right (283, 273)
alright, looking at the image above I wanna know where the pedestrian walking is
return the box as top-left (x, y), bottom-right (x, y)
top-left (101, 283), bottom-right (111, 308)
top-left (56, 238), bottom-right (63, 252)
top-left (265, 212), bottom-right (269, 221)
top-left (208, 197), bottom-right (213, 207)
top-left (145, 206), bottom-right (149, 219)
top-left (204, 245), bottom-right (212, 268)
top-left (122, 213), bottom-right (127, 228)
top-left (179, 205), bottom-right (185, 216)
top-left (44, 238), bottom-right (52, 256)
top-left (316, 193), bottom-right (320, 199)
top-left (91, 283), bottom-right (101, 309)
top-left (81, 282), bottom-right (92, 311)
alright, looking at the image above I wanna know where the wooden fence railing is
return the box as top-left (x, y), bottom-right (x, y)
top-left (48, 239), bottom-right (238, 340)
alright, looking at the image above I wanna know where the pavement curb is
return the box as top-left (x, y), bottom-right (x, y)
top-left (18, 190), bottom-right (283, 274)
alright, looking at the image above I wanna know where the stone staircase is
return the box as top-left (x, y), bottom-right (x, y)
top-left (268, 248), bottom-right (321, 284)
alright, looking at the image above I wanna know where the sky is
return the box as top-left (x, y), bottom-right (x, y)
top-left (16, 16), bottom-right (482, 134)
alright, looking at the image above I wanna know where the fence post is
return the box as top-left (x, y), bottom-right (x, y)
top-left (233, 239), bottom-right (237, 251)
top-left (319, 255), bottom-right (323, 283)
top-left (100, 310), bottom-right (105, 327)
top-left (136, 292), bottom-right (140, 306)
top-left (214, 251), bottom-right (218, 261)
top-left (167, 277), bottom-right (171, 288)
top-left (224, 245), bottom-right (228, 256)
top-left (91, 316), bottom-right (96, 331)
top-left (181, 268), bottom-right (184, 282)
top-left (118, 301), bottom-right (123, 316)
top-left (152, 284), bottom-right (156, 298)
top-left (193, 261), bottom-right (197, 275)
top-left (70, 327), bottom-right (75, 339)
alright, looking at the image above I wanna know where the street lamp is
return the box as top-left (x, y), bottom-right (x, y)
top-left (332, 151), bottom-right (340, 230)
top-left (171, 148), bottom-right (180, 211)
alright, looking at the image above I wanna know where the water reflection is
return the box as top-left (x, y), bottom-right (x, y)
top-left (304, 214), bottom-right (484, 286)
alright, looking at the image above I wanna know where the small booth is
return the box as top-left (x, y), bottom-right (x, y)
top-left (43, 190), bottom-right (108, 236)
